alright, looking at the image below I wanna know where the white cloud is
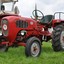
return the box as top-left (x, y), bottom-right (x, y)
top-left (16, 0), bottom-right (35, 17)
top-left (4, 0), bottom-right (64, 17)
top-left (2, 0), bottom-right (64, 17)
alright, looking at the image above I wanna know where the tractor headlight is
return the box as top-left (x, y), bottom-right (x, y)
top-left (20, 30), bottom-right (27, 36)
top-left (3, 24), bottom-right (7, 30)
top-left (21, 32), bottom-right (25, 36)
top-left (1, 19), bottom-right (8, 36)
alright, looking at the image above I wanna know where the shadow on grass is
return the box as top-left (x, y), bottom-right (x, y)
top-left (2, 47), bottom-right (26, 58)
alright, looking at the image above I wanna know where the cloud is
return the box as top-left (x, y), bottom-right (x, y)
top-left (4, 0), bottom-right (64, 17)
top-left (16, 0), bottom-right (35, 17)
top-left (53, 0), bottom-right (64, 12)
top-left (35, 0), bottom-right (64, 15)
top-left (19, 0), bottom-right (64, 17)
top-left (37, 0), bottom-right (58, 5)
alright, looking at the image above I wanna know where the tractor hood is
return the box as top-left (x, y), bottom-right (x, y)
top-left (0, 14), bottom-right (18, 26)
top-left (0, 14), bottom-right (18, 18)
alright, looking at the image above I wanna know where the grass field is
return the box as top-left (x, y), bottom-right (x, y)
top-left (0, 41), bottom-right (64, 64)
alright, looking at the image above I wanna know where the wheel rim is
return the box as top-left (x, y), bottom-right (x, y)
top-left (60, 30), bottom-right (64, 49)
top-left (31, 42), bottom-right (40, 57)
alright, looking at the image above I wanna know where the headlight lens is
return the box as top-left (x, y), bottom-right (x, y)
top-left (3, 24), bottom-right (7, 30)
top-left (21, 32), bottom-right (25, 36)
top-left (20, 30), bottom-right (27, 36)
top-left (1, 19), bottom-right (8, 36)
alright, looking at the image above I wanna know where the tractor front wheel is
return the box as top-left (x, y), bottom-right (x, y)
top-left (0, 44), bottom-right (9, 52)
top-left (25, 37), bottom-right (41, 57)
top-left (52, 25), bottom-right (64, 51)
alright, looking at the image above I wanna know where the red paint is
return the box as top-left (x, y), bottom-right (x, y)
top-left (52, 19), bottom-right (64, 27)
top-left (18, 42), bottom-right (26, 47)
top-left (1, 13), bottom-right (64, 47)
top-left (1, 41), bottom-right (9, 45)
top-left (0, 15), bottom-right (53, 46)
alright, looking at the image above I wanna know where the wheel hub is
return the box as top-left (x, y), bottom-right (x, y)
top-left (33, 46), bottom-right (38, 51)
top-left (31, 42), bottom-right (40, 57)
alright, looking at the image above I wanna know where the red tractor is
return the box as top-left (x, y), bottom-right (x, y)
top-left (0, 0), bottom-right (64, 57)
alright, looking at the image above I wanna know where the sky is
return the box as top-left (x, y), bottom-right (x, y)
top-left (15, 0), bottom-right (64, 17)
top-left (3, 0), bottom-right (64, 17)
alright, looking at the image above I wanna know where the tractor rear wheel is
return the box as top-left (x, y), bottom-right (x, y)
top-left (52, 24), bottom-right (64, 51)
top-left (25, 37), bottom-right (41, 57)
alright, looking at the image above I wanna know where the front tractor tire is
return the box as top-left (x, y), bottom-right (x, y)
top-left (0, 44), bottom-right (8, 52)
top-left (25, 37), bottom-right (41, 57)
top-left (52, 24), bottom-right (64, 51)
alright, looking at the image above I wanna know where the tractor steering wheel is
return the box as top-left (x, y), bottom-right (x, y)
top-left (32, 10), bottom-right (44, 20)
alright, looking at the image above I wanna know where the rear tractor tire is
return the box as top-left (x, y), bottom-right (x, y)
top-left (25, 37), bottom-right (41, 57)
top-left (52, 24), bottom-right (64, 51)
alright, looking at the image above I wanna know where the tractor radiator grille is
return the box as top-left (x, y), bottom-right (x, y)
top-left (16, 20), bottom-right (28, 28)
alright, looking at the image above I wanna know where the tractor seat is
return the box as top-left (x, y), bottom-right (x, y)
top-left (40, 15), bottom-right (54, 24)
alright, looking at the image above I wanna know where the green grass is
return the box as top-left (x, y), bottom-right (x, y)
top-left (0, 41), bottom-right (64, 64)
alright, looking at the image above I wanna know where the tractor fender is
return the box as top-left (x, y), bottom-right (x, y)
top-left (52, 19), bottom-right (64, 27)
